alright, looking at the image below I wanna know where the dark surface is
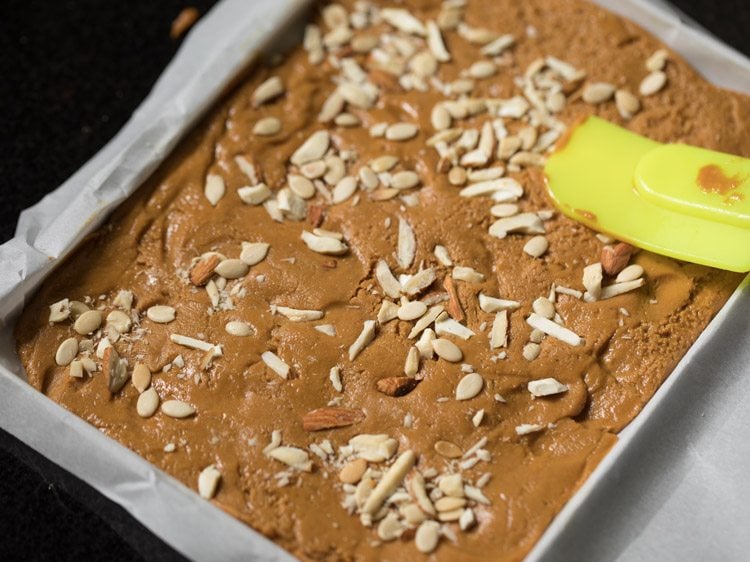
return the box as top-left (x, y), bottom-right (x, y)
top-left (0, 1), bottom-right (747, 560)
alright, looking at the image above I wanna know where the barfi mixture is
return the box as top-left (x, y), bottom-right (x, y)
top-left (16, 0), bottom-right (749, 559)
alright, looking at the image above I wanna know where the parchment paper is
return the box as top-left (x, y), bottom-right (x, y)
top-left (0, 1), bottom-right (748, 560)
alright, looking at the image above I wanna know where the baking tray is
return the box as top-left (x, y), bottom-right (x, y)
top-left (1, 1), bottom-right (748, 560)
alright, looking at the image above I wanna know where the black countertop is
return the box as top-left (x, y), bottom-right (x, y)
top-left (0, 1), bottom-right (748, 560)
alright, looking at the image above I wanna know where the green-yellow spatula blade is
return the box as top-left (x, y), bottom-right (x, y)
top-left (544, 116), bottom-right (750, 272)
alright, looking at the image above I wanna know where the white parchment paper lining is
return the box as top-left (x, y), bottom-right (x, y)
top-left (0, 1), bottom-right (747, 560)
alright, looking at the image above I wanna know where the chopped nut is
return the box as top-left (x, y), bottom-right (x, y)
top-left (376, 376), bottom-right (419, 397)
top-left (48, 299), bottom-right (71, 323)
top-left (601, 243), bottom-right (634, 275)
top-left (528, 378), bottom-right (568, 397)
top-left (302, 407), bottom-right (364, 431)
top-left (190, 255), bottom-right (220, 286)
top-left (261, 351), bottom-right (290, 379)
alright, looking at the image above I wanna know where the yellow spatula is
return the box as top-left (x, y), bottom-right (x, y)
top-left (544, 116), bottom-right (750, 272)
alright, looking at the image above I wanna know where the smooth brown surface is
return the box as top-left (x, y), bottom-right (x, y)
top-left (15, 0), bottom-right (748, 560)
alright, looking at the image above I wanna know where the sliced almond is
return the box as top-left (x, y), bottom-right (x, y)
top-left (253, 117), bottom-right (281, 136)
top-left (55, 337), bottom-right (78, 366)
top-left (408, 305), bottom-right (444, 339)
top-left (240, 242), bottom-right (270, 266)
top-left (161, 399), bottom-right (196, 418)
top-left (370, 155), bottom-right (399, 173)
top-left (301, 230), bottom-right (348, 255)
top-left (432, 338), bottom-right (462, 362)
top-left (490, 310), bottom-right (508, 349)
top-left (398, 300), bottom-right (427, 321)
top-left (385, 123), bottom-right (419, 141)
top-left (339, 458), bottom-right (368, 484)
top-left (225, 320), bottom-right (253, 336)
top-left (288, 174), bottom-right (316, 199)
top-left (397, 218), bottom-right (416, 269)
top-left (131, 362), bottom-right (151, 393)
top-left (524, 235), bottom-right (549, 258)
top-left (391, 171), bottom-right (420, 190)
top-left (198, 465), bottom-right (221, 499)
top-left (615, 89), bottom-right (641, 119)
top-left (252, 76), bottom-right (284, 106)
top-left (415, 521), bottom-right (440, 554)
top-left (291, 130), bottom-right (330, 166)
top-left (214, 258), bottom-right (249, 279)
top-left (136, 387), bottom-right (160, 418)
top-left (402, 268), bottom-right (436, 296)
top-left (73, 310), bottom-right (103, 335)
top-left (616, 264), bottom-right (644, 283)
top-left (456, 372), bottom-right (483, 400)
top-left (332, 176), bottom-right (358, 204)
top-left (434, 440), bottom-right (462, 459)
top-left (582, 82), bottom-right (615, 104)
top-left (640, 70), bottom-right (667, 96)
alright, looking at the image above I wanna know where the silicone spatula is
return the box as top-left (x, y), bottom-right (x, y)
top-left (543, 116), bottom-right (750, 272)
